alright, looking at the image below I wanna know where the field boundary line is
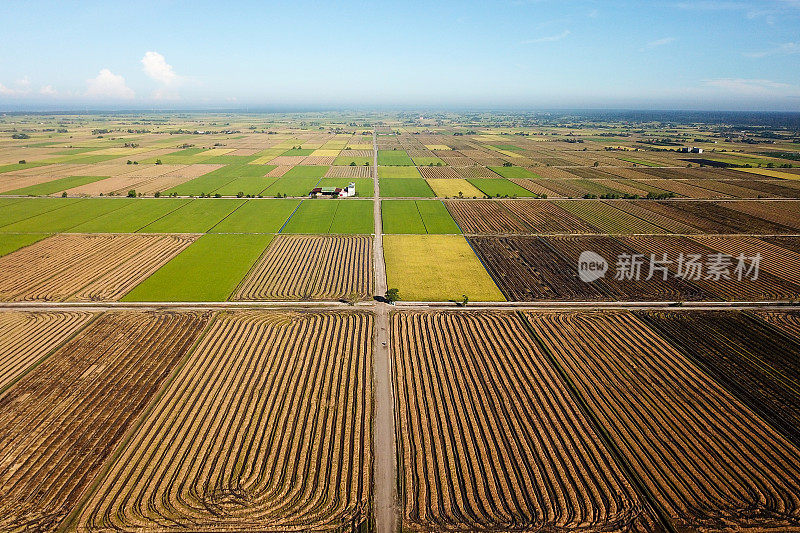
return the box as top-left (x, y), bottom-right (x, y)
top-left (132, 198), bottom-right (194, 233)
top-left (0, 197), bottom-right (88, 231)
top-left (133, 198), bottom-right (195, 232)
top-left (517, 310), bottom-right (677, 533)
top-left (0, 311), bottom-right (101, 401)
top-left (640, 309), bottom-right (800, 448)
top-left (278, 199), bottom-right (305, 234)
top-left (58, 310), bottom-right (220, 533)
top-left (226, 233), bottom-right (277, 302)
top-left (203, 197), bottom-right (249, 232)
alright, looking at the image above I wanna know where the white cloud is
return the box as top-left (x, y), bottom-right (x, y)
top-left (702, 77), bottom-right (800, 96)
top-left (521, 30), bottom-right (570, 44)
top-left (86, 68), bottom-right (135, 99)
top-left (39, 85), bottom-right (57, 96)
top-left (141, 51), bottom-right (180, 85)
top-left (0, 77), bottom-right (32, 96)
top-left (744, 41), bottom-right (800, 58)
top-left (646, 37), bottom-right (676, 48)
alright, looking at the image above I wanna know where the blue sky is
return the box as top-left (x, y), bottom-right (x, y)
top-left (0, 0), bottom-right (799, 110)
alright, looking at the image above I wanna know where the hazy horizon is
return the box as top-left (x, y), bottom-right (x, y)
top-left (2, 0), bottom-right (799, 112)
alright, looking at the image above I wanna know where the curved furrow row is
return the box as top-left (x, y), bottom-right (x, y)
top-left (0, 234), bottom-right (198, 302)
top-left (70, 234), bottom-right (197, 301)
top-left (0, 310), bottom-right (210, 532)
top-left (76, 310), bottom-right (372, 532)
top-left (234, 235), bottom-right (372, 301)
top-left (620, 235), bottom-right (798, 301)
top-left (0, 310), bottom-right (95, 392)
top-left (525, 310), bottom-right (800, 531)
top-left (392, 310), bottom-right (654, 531)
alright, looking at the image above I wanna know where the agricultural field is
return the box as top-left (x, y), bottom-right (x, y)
top-left (383, 234), bottom-right (504, 301)
top-left (2, 112), bottom-right (800, 532)
top-left (381, 200), bottom-right (460, 234)
top-left (233, 235), bottom-right (373, 300)
top-left (526, 310), bottom-right (800, 531)
top-left (122, 233), bottom-right (272, 301)
top-left (393, 311), bottom-right (656, 531)
top-left (0, 310), bottom-right (211, 531)
top-left (379, 178), bottom-right (434, 197)
top-left (377, 150), bottom-right (414, 166)
top-left (75, 310), bottom-right (372, 532)
top-left (282, 199), bottom-right (373, 234)
top-left (0, 233), bottom-right (197, 301)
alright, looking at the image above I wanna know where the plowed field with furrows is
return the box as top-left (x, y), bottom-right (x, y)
top-left (525, 310), bottom-right (800, 532)
top-left (0, 234), bottom-right (196, 302)
top-left (620, 236), bottom-right (800, 301)
top-left (444, 201), bottom-right (528, 234)
top-left (76, 311), bottom-right (372, 532)
top-left (232, 235), bottom-right (372, 300)
top-left (545, 236), bottom-right (707, 301)
top-left (0, 310), bottom-right (210, 532)
top-left (502, 200), bottom-right (598, 234)
top-left (393, 311), bottom-right (656, 532)
top-left (0, 310), bottom-right (95, 392)
top-left (469, 237), bottom-right (604, 301)
top-left (637, 310), bottom-right (800, 445)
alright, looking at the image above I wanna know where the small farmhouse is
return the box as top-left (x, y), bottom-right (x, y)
top-left (309, 182), bottom-right (356, 198)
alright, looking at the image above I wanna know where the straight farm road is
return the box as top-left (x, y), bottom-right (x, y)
top-left (372, 130), bottom-right (399, 532)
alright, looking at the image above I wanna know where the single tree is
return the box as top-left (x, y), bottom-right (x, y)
top-left (127, 189), bottom-right (136, 198)
top-left (385, 288), bottom-right (400, 304)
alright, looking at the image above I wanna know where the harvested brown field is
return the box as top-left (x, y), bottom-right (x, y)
top-left (691, 235), bottom-right (800, 285)
top-left (469, 236), bottom-right (604, 300)
top-left (268, 155), bottom-right (309, 166)
top-left (507, 178), bottom-right (564, 197)
top-left (724, 200), bottom-right (800, 230)
top-left (554, 200), bottom-right (669, 234)
top-left (302, 156), bottom-right (336, 165)
top-left (621, 235), bottom-right (800, 301)
top-left (594, 178), bottom-right (651, 196)
top-left (632, 179), bottom-right (722, 198)
top-left (665, 201), bottom-right (795, 233)
top-left (77, 310), bottom-right (372, 532)
top-left (683, 179), bottom-right (771, 198)
top-left (528, 179), bottom-right (586, 197)
top-left (326, 165), bottom-right (373, 178)
top-left (638, 310), bottom-right (800, 445)
top-left (0, 234), bottom-right (197, 302)
top-left (452, 165), bottom-right (499, 179)
top-left (763, 235), bottom-right (800, 254)
top-left (393, 311), bottom-right (655, 531)
top-left (545, 236), bottom-right (708, 300)
top-left (526, 310), bottom-right (800, 532)
top-left (503, 200), bottom-right (598, 233)
top-left (0, 310), bottom-right (211, 532)
top-left (267, 165), bottom-right (293, 177)
top-left (756, 310), bottom-right (800, 339)
top-left (444, 200), bottom-right (528, 234)
top-left (727, 179), bottom-right (800, 198)
top-left (233, 235), bottom-right (373, 300)
top-left (524, 166), bottom-right (577, 179)
top-left (417, 166), bottom-right (460, 179)
top-left (611, 200), bottom-right (702, 234)
top-left (0, 310), bottom-right (95, 392)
